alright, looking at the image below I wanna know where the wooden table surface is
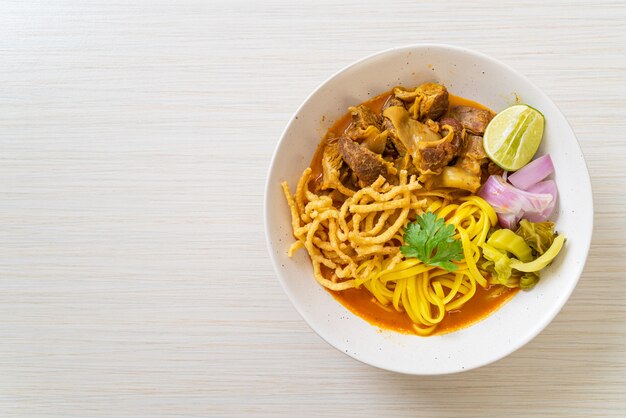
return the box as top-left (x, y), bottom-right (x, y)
top-left (1, 1), bottom-right (625, 416)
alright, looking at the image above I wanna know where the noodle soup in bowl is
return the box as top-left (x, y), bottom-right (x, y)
top-left (264, 44), bottom-right (593, 375)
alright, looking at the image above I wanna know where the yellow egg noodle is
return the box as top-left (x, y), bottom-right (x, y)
top-left (281, 168), bottom-right (499, 335)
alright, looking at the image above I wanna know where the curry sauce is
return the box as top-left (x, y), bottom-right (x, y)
top-left (309, 89), bottom-right (518, 336)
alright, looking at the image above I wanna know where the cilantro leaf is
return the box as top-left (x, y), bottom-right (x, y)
top-left (400, 212), bottom-right (464, 272)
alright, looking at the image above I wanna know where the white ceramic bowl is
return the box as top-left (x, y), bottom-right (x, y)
top-left (264, 44), bottom-right (593, 375)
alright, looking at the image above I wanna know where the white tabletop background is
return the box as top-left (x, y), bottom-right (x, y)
top-left (1, 0), bottom-right (625, 416)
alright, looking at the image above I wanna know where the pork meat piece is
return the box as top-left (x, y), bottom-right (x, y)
top-left (416, 83), bottom-right (449, 120)
top-left (450, 106), bottom-right (494, 135)
top-left (438, 116), bottom-right (465, 156)
top-left (345, 105), bottom-right (381, 139)
top-left (338, 136), bottom-right (388, 186)
top-left (394, 83), bottom-right (449, 120)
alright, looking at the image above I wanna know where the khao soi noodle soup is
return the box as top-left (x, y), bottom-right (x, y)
top-left (281, 83), bottom-right (566, 336)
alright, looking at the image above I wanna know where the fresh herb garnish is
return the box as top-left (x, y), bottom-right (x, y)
top-left (400, 212), bottom-right (464, 272)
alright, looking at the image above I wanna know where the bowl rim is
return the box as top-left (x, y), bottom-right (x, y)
top-left (264, 43), bottom-right (594, 375)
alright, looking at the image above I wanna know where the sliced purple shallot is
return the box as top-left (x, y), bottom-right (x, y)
top-left (479, 155), bottom-right (557, 229)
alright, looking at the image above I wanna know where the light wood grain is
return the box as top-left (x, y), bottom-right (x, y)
top-left (0, 0), bottom-right (625, 416)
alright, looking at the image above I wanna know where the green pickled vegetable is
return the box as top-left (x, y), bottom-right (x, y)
top-left (481, 243), bottom-right (516, 287)
top-left (510, 234), bottom-right (566, 272)
top-left (487, 229), bottom-right (533, 262)
top-left (520, 272), bottom-right (540, 290)
top-left (515, 219), bottom-right (556, 255)
top-left (480, 222), bottom-right (566, 290)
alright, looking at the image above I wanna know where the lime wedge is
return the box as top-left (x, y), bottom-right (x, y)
top-left (483, 104), bottom-right (545, 171)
